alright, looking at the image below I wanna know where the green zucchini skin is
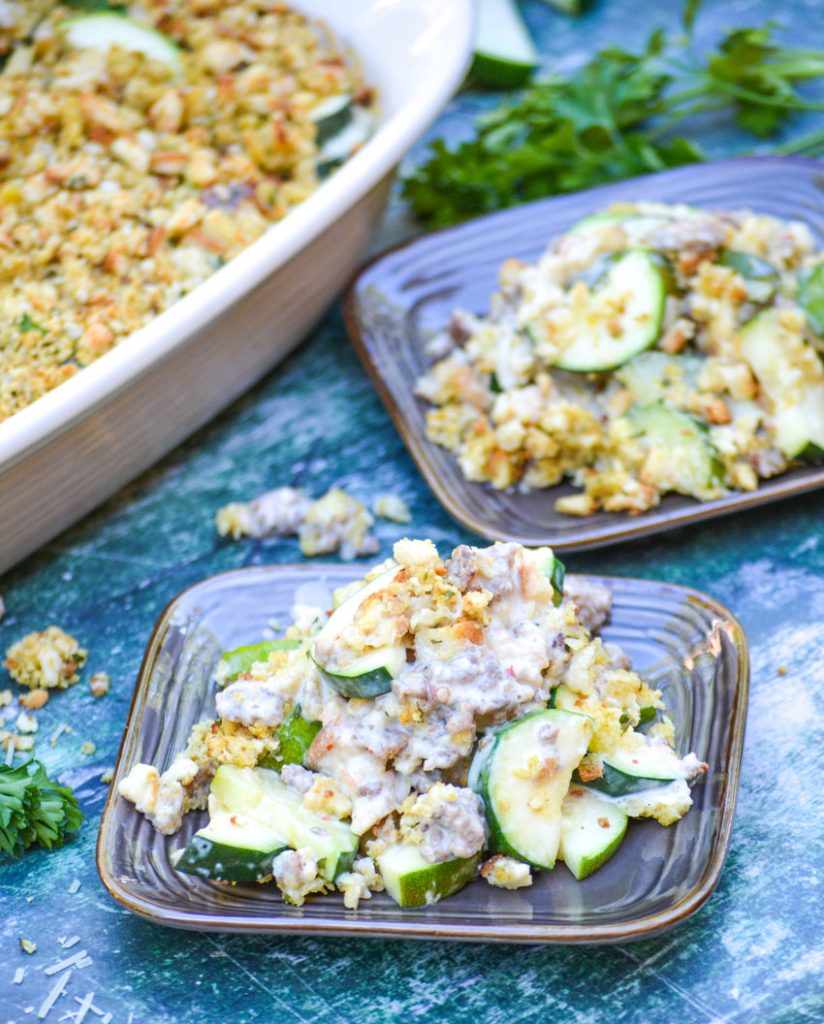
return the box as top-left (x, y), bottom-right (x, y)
top-left (718, 250), bottom-right (778, 302)
top-left (547, 249), bottom-right (667, 372)
top-left (176, 835), bottom-right (286, 883)
top-left (477, 709), bottom-right (592, 870)
top-left (311, 656), bottom-right (395, 699)
top-left (559, 787), bottom-right (627, 880)
top-left (799, 264), bottom-right (824, 336)
top-left (379, 845), bottom-right (480, 908)
top-left (258, 705), bottom-right (321, 771)
top-left (311, 565), bottom-right (405, 698)
top-left (628, 402), bottom-right (724, 495)
top-left (574, 760), bottom-right (676, 798)
top-left (217, 639), bottom-right (300, 686)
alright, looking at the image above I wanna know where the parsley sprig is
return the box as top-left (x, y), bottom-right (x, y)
top-left (0, 760), bottom-right (83, 857)
top-left (403, 6), bottom-right (824, 227)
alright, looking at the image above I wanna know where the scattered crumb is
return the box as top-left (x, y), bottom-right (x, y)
top-left (5, 627), bottom-right (87, 690)
top-left (2, 733), bottom-right (35, 752)
top-left (89, 672), bottom-right (111, 698)
top-left (67, 879), bottom-right (81, 894)
top-left (13, 966), bottom-right (25, 984)
top-left (216, 485), bottom-right (379, 560)
top-left (777, 665), bottom-right (788, 676)
top-left (100, 769), bottom-right (114, 784)
top-left (0, 688), bottom-right (12, 708)
top-left (19, 688), bottom-right (49, 710)
top-left (15, 712), bottom-right (38, 734)
top-left (25, 895), bottom-right (34, 903)
top-left (19, 938), bottom-right (37, 954)
top-left (373, 494), bottom-right (412, 524)
top-left (480, 855), bottom-right (533, 890)
top-left (80, 741), bottom-right (96, 756)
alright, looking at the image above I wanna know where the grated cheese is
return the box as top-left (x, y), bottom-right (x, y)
top-left (37, 969), bottom-right (70, 1019)
top-left (45, 950), bottom-right (88, 976)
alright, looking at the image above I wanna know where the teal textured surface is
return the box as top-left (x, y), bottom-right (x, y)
top-left (2, 1), bottom-right (824, 1021)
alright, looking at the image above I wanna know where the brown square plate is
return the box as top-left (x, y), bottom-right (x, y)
top-left (344, 156), bottom-right (824, 550)
top-left (98, 564), bottom-right (748, 943)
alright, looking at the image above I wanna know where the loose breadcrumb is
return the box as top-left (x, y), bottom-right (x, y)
top-left (80, 741), bottom-right (97, 756)
top-left (15, 712), bottom-right (38, 734)
top-left (480, 855), bottom-right (533, 890)
top-left (5, 627), bottom-right (87, 690)
top-left (0, 688), bottom-right (12, 707)
top-left (19, 689), bottom-right (49, 711)
top-left (19, 938), bottom-right (37, 954)
top-left (216, 485), bottom-right (379, 560)
top-left (89, 672), bottom-right (111, 698)
top-left (373, 494), bottom-right (413, 524)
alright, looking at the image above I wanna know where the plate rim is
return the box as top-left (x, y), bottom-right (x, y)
top-left (342, 154), bottom-right (824, 551)
top-left (97, 563), bottom-right (749, 944)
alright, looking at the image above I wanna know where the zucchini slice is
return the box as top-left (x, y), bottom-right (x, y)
top-left (531, 250), bottom-right (666, 372)
top-left (316, 105), bottom-right (372, 178)
top-left (739, 308), bottom-right (824, 461)
top-left (628, 402), bottom-right (724, 497)
top-left (799, 264), bottom-right (824, 337)
top-left (258, 705), bottom-right (321, 771)
top-left (575, 741), bottom-right (682, 797)
top-left (176, 809), bottom-right (287, 884)
top-left (59, 13), bottom-right (181, 70)
top-left (475, 709), bottom-right (592, 870)
top-left (615, 351), bottom-right (702, 406)
top-left (559, 786), bottom-right (627, 880)
top-left (471, 0), bottom-right (538, 89)
top-left (717, 251), bottom-right (778, 303)
top-left (216, 639), bottom-right (300, 687)
top-left (311, 565), bottom-right (405, 698)
top-left (210, 765), bottom-right (358, 881)
top-left (310, 94), bottom-right (354, 147)
top-left (378, 844), bottom-right (480, 908)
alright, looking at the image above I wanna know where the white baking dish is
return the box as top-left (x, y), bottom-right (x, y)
top-left (0, 0), bottom-right (473, 576)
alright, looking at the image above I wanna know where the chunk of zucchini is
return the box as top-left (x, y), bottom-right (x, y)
top-left (559, 786), bottom-right (627, 880)
top-left (311, 565), bottom-right (405, 698)
top-left (378, 844), bottom-right (480, 908)
top-left (530, 250), bottom-right (666, 372)
top-left (258, 705), bottom-right (321, 771)
top-left (175, 809), bottom-right (287, 884)
top-left (739, 308), bottom-right (824, 460)
top-left (799, 264), bottom-right (824, 337)
top-left (210, 765), bottom-right (357, 881)
top-left (475, 709), bottom-right (592, 870)
top-left (718, 250), bottom-right (778, 303)
top-left (628, 402), bottom-right (724, 497)
top-left (574, 741), bottom-right (682, 797)
top-left (216, 639), bottom-right (301, 687)
top-left (60, 13), bottom-right (181, 71)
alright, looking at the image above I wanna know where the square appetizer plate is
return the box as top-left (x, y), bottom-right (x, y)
top-left (344, 156), bottom-right (824, 551)
top-left (98, 564), bottom-right (748, 944)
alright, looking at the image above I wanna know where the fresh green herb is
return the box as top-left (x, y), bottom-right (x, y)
top-left (0, 760), bottom-right (83, 858)
top-left (19, 313), bottom-right (47, 336)
top-left (403, 6), bottom-right (824, 227)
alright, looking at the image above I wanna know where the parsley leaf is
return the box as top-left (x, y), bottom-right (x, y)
top-left (19, 313), bottom-right (47, 335)
top-left (0, 761), bottom-right (83, 858)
